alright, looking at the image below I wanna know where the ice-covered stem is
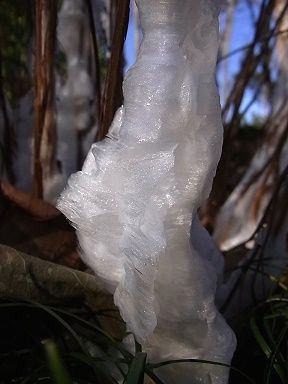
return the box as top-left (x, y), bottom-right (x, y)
top-left (58, 0), bottom-right (236, 382)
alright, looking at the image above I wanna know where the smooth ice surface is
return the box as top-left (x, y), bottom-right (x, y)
top-left (58, 1), bottom-right (236, 382)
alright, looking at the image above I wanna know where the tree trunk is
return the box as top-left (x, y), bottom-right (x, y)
top-left (33, 0), bottom-right (57, 199)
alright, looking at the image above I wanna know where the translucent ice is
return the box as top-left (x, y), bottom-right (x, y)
top-left (58, 1), bottom-right (236, 382)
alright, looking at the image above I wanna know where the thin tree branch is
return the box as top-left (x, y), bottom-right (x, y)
top-left (222, 0), bottom-right (276, 120)
top-left (0, 51), bottom-right (15, 183)
top-left (218, 28), bottom-right (288, 63)
top-left (96, 0), bottom-right (130, 141)
top-left (86, 0), bottom-right (102, 125)
top-left (33, 0), bottom-right (57, 198)
top-left (202, 0), bottom-right (288, 229)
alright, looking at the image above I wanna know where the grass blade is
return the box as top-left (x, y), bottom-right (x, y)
top-left (148, 358), bottom-right (254, 384)
top-left (44, 340), bottom-right (72, 384)
top-left (264, 324), bottom-right (288, 384)
top-left (250, 314), bottom-right (287, 382)
top-left (126, 352), bottom-right (147, 384)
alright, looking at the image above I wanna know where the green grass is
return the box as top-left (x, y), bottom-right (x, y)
top-left (0, 298), bottom-right (258, 384)
top-left (1, 256), bottom-right (288, 384)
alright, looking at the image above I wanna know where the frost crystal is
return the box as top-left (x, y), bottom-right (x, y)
top-left (58, 1), bottom-right (236, 382)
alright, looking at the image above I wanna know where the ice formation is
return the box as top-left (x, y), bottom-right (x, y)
top-left (58, 1), bottom-right (236, 383)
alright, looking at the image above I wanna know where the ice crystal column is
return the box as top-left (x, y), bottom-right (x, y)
top-left (58, 0), bottom-right (236, 383)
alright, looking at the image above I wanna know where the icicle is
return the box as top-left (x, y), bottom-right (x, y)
top-left (58, 1), bottom-right (236, 383)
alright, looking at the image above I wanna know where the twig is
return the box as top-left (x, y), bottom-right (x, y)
top-left (0, 51), bottom-right (15, 183)
top-left (96, 0), bottom-right (130, 141)
top-left (33, 0), bottom-right (57, 198)
top-left (218, 28), bottom-right (288, 63)
top-left (86, 0), bottom-right (102, 124)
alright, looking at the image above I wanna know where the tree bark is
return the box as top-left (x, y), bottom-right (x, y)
top-left (97, 0), bottom-right (129, 141)
top-left (33, 0), bottom-right (57, 198)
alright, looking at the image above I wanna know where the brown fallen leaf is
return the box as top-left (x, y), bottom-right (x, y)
top-left (0, 244), bottom-right (125, 339)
